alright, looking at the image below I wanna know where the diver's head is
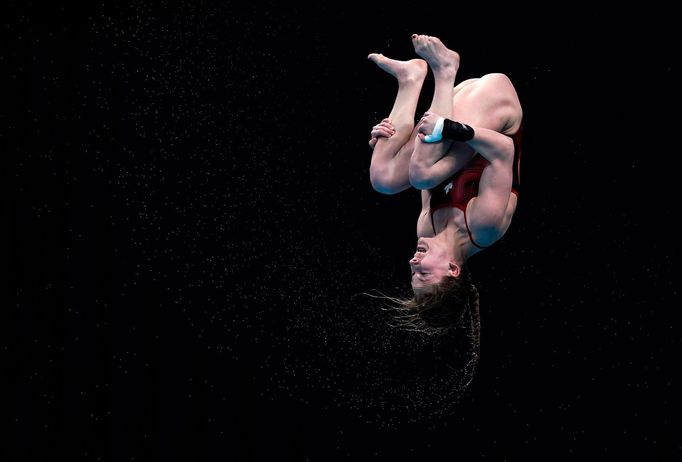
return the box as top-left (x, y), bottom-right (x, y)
top-left (401, 235), bottom-right (478, 333)
top-left (409, 236), bottom-right (460, 296)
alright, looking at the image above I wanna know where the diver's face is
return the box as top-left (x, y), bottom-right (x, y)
top-left (409, 237), bottom-right (453, 295)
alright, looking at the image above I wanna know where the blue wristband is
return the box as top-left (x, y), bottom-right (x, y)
top-left (423, 117), bottom-right (444, 143)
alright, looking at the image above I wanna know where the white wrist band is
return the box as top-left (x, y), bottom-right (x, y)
top-left (423, 117), bottom-right (444, 143)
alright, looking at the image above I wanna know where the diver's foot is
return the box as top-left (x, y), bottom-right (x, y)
top-left (367, 54), bottom-right (428, 85)
top-left (411, 34), bottom-right (460, 79)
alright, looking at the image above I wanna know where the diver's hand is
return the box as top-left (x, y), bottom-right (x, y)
top-left (416, 111), bottom-right (443, 142)
top-left (369, 118), bottom-right (395, 149)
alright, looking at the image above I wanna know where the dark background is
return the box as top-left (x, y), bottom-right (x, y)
top-left (6, 2), bottom-right (679, 460)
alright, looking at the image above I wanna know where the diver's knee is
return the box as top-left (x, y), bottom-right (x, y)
top-left (369, 168), bottom-right (403, 195)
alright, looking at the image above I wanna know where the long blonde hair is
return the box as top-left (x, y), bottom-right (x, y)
top-left (366, 265), bottom-right (481, 369)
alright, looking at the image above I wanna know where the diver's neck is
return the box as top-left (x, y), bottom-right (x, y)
top-left (433, 219), bottom-right (466, 264)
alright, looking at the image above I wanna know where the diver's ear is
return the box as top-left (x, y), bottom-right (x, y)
top-left (448, 262), bottom-right (461, 278)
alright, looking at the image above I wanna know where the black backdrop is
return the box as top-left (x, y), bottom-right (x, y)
top-left (7, 2), bottom-right (680, 460)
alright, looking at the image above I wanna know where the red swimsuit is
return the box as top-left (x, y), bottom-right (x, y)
top-left (429, 127), bottom-right (523, 248)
